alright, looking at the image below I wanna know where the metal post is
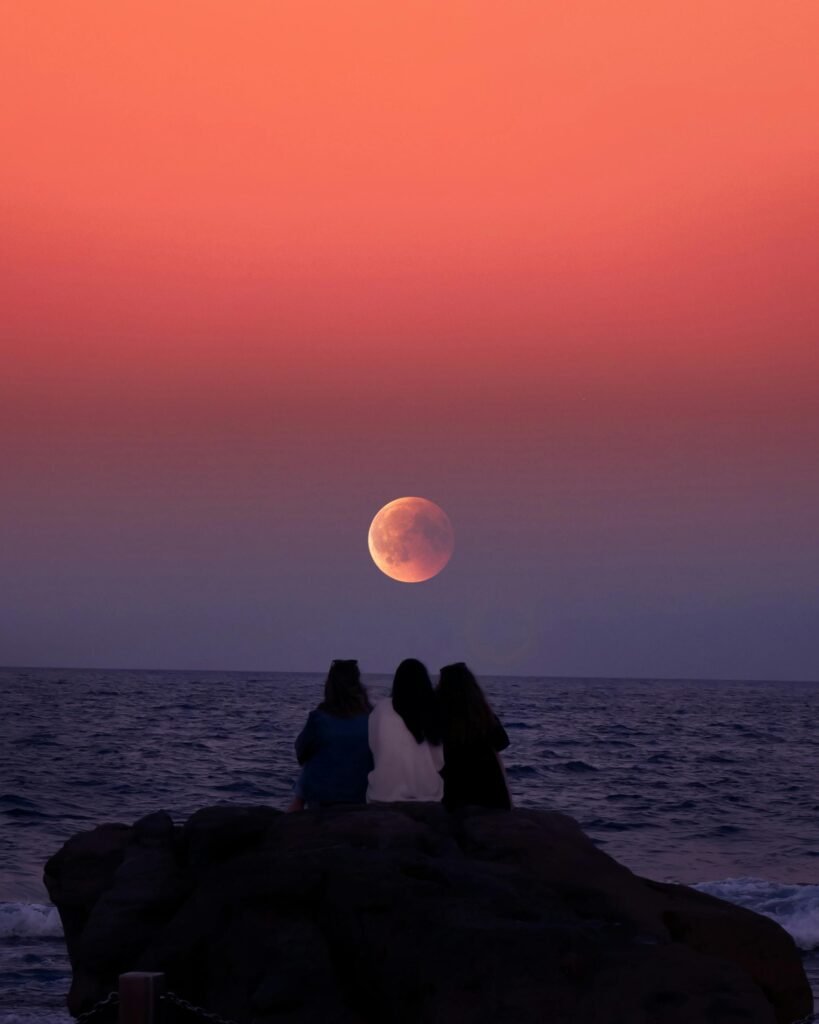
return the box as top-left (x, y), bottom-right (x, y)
top-left (119, 972), bottom-right (165, 1024)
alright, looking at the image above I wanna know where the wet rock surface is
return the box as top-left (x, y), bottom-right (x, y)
top-left (44, 804), bottom-right (812, 1024)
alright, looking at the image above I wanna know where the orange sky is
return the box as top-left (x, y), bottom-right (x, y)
top-left (2, 1), bottom-right (818, 674)
top-left (3, 2), bottom-right (817, 472)
top-left (4, 2), bottom-right (818, 363)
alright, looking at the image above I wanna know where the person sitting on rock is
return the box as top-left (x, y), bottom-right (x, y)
top-left (436, 662), bottom-right (511, 810)
top-left (289, 659), bottom-right (373, 810)
top-left (366, 658), bottom-right (444, 803)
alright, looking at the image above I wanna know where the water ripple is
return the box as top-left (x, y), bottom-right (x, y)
top-left (2, 668), bottom-right (819, 898)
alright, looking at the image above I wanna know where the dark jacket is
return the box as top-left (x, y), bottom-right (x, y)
top-left (441, 716), bottom-right (511, 810)
top-left (295, 708), bottom-right (373, 805)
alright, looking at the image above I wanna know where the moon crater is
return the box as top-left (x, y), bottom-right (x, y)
top-left (368, 497), bottom-right (454, 583)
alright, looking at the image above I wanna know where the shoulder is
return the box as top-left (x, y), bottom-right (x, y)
top-left (370, 698), bottom-right (402, 734)
top-left (299, 708), bottom-right (319, 727)
top-left (303, 708), bottom-right (332, 731)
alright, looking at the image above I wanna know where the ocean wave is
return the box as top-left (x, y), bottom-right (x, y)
top-left (505, 765), bottom-right (539, 778)
top-left (0, 1010), bottom-right (72, 1024)
top-left (0, 795), bottom-right (42, 810)
top-left (583, 817), bottom-right (649, 832)
top-left (695, 878), bottom-right (819, 950)
top-left (0, 903), bottom-right (63, 939)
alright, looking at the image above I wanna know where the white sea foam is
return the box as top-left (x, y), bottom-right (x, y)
top-left (0, 902), bottom-right (63, 939)
top-left (695, 878), bottom-right (819, 950)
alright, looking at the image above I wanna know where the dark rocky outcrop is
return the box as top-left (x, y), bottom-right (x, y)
top-left (44, 804), bottom-right (812, 1024)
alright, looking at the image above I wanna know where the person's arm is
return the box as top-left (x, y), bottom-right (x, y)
top-left (368, 701), bottom-right (381, 761)
top-left (491, 716), bottom-right (510, 753)
top-left (295, 711), bottom-right (320, 765)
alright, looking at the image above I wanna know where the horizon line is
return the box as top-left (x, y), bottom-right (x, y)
top-left (1, 664), bottom-right (817, 686)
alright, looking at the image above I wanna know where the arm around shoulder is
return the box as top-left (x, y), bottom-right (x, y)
top-left (368, 699), bottom-right (384, 757)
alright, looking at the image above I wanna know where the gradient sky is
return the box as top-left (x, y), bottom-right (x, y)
top-left (2, 2), bottom-right (818, 679)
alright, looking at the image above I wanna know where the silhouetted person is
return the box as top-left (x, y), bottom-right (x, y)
top-left (437, 662), bottom-right (511, 810)
top-left (367, 658), bottom-right (444, 802)
top-left (290, 659), bottom-right (373, 809)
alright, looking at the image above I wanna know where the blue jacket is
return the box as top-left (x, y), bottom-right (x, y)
top-left (295, 708), bottom-right (373, 805)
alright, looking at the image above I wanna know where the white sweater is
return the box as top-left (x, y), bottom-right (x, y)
top-left (366, 698), bottom-right (445, 802)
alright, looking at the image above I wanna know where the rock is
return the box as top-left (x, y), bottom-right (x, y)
top-left (133, 810), bottom-right (175, 847)
top-left (44, 804), bottom-right (812, 1024)
top-left (43, 822), bottom-right (131, 963)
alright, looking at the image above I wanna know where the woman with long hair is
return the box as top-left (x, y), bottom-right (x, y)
top-left (436, 662), bottom-right (511, 810)
top-left (367, 658), bottom-right (444, 802)
top-left (290, 659), bottom-right (373, 809)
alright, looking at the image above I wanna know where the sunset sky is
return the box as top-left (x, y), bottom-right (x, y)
top-left (2, 1), bottom-right (817, 679)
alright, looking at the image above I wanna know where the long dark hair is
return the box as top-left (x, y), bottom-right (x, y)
top-left (437, 662), bottom-right (496, 745)
top-left (320, 659), bottom-right (372, 718)
top-left (391, 658), bottom-right (441, 745)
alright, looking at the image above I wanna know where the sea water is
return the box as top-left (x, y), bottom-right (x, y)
top-left (2, 668), bottom-right (818, 1021)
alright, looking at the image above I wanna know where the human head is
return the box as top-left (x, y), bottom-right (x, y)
top-left (437, 662), bottom-right (495, 743)
top-left (391, 658), bottom-right (440, 745)
top-left (321, 659), bottom-right (372, 717)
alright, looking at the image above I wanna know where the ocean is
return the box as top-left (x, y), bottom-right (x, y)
top-left (2, 667), bottom-right (818, 1022)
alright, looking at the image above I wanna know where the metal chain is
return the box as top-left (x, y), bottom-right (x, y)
top-left (74, 991), bottom-right (119, 1024)
top-left (162, 990), bottom-right (241, 1024)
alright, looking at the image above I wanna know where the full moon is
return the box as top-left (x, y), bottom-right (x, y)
top-left (368, 497), bottom-right (454, 583)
